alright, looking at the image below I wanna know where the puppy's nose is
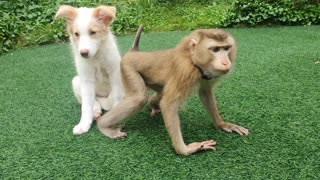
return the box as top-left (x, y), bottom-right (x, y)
top-left (80, 49), bottom-right (89, 58)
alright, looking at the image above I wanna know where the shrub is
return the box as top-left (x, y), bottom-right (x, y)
top-left (223, 0), bottom-right (320, 27)
top-left (1, 0), bottom-right (229, 55)
top-left (1, 0), bottom-right (319, 55)
top-left (0, 0), bottom-right (140, 55)
top-left (138, 2), bottom-right (229, 31)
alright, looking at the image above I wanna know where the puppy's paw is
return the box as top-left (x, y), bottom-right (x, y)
top-left (73, 122), bottom-right (91, 135)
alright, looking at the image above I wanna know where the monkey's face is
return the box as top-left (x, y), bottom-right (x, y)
top-left (192, 35), bottom-right (236, 79)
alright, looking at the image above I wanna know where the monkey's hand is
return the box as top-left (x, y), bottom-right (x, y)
top-left (218, 122), bottom-right (249, 136)
top-left (183, 140), bottom-right (216, 155)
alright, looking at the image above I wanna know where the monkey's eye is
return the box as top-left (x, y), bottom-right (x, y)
top-left (224, 46), bottom-right (232, 51)
top-left (74, 32), bottom-right (79, 37)
top-left (211, 47), bottom-right (220, 52)
top-left (90, 31), bottom-right (96, 35)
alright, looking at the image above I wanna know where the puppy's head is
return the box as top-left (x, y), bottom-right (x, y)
top-left (55, 5), bottom-right (116, 59)
top-left (188, 29), bottom-right (237, 79)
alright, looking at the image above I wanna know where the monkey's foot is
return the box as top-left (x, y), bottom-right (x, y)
top-left (219, 122), bottom-right (249, 136)
top-left (183, 140), bottom-right (217, 155)
top-left (73, 122), bottom-right (91, 135)
top-left (99, 126), bottom-right (128, 139)
top-left (93, 101), bottom-right (102, 120)
top-left (94, 111), bottom-right (102, 120)
top-left (150, 108), bottom-right (161, 116)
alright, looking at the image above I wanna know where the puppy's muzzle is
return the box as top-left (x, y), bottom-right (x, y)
top-left (80, 49), bottom-right (89, 58)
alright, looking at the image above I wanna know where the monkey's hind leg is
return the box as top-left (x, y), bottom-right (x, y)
top-left (149, 92), bottom-right (162, 116)
top-left (97, 65), bottom-right (148, 139)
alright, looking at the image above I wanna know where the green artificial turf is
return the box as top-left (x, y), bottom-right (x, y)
top-left (1, 26), bottom-right (320, 179)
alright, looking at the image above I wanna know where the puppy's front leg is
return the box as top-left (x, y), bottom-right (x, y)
top-left (160, 98), bottom-right (216, 156)
top-left (108, 66), bottom-right (124, 107)
top-left (73, 76), bottom-right (96, 135)
top-left (101, 61), bottom-right (123, 111)
top-left (199, 84), bottom-right (249, 136)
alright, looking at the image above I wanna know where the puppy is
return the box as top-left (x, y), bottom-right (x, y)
top-left (97, 25), bottom-right (249, 155)
top-left (55, 5), bottom-right (123, 135)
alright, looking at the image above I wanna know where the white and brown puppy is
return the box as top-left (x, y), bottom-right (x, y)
top-left (97, 25), bottom-right (249, 156)
top-left (55, 5), bottom-right (123, 135)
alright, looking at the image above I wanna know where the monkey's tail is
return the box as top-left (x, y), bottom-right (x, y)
top-left (131, 24), bottom-right (145, 51)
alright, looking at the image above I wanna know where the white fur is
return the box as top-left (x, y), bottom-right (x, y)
top-left (68, 8), bottom-right (124, 135)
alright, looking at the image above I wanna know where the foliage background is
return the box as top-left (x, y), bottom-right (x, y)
top-left (0, 0), bottom-right (319, 54)
top-left (224, 0), bottom-right (320, 27)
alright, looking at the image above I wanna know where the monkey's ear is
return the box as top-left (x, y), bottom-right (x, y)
top-left (190, 38), bottom-right (198, 48)
top-left (196, 30), bottom-right (207, 38)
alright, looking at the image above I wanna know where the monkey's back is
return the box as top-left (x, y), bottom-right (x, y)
top-left (122, 49), bottom-right (179, 91)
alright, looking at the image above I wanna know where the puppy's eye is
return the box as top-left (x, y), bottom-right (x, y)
top-left (74, 32), bottom-right (79, 37)
top-left (90, 31), bottom-right (96, 35)
top-left (211, 47), bottom-right (220, 52)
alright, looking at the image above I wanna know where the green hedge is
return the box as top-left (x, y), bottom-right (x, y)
top-left (1, 0), bottom-right (319, 55)
top-left (0, 0), bottom-right (230, 55)
top-left (0, 0), bottom-right (141, 54)
top-left (224, 0), bottom-right (320, 27)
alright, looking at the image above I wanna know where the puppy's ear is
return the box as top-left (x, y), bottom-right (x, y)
top-left (94, 6), bottom-right (116, 25)
top-left (55, 5), bottom-right (77, 22)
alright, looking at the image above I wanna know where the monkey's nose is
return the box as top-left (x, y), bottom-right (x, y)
top-left (219, 65), bottom-right (231, 74)
top-left (80, 49), bottom-right (89, 58)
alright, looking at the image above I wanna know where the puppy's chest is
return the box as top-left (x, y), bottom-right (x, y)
top-left (95, 66), bottom-right (110, 83)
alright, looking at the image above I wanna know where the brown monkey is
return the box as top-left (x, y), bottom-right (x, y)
top-left (97, 25), bottom-right (249, 156)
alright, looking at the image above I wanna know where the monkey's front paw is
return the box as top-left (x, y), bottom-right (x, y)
top-left (73, 122), bottom-right (91, 135)
top-left (219, 122), bottom-right (249, 136)
top-left (182, 140), bottom-right (217, 155)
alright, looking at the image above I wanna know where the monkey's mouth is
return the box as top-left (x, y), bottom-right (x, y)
top-left (195, 65), bottom-right (219, 80)
top-left (203, 71), bottom-right (221, 80)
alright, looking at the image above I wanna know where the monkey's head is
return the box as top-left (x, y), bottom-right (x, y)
top-left (188, 29), bottom-right (237, 80)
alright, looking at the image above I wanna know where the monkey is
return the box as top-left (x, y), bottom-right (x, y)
top-left (97, 24), bottom-right (249, 156)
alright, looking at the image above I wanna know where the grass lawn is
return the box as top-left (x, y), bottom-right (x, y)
top-left (0, 26), bottom-right (319, 179)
